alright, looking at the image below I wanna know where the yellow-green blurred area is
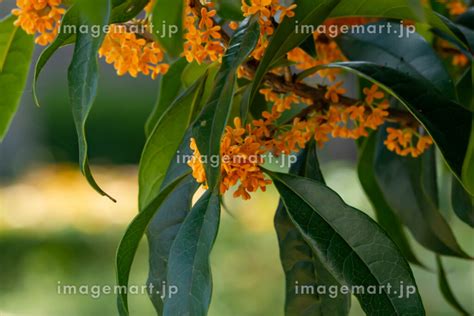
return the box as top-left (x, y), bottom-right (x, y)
top-left (0, 1), bottom-right (473, 314)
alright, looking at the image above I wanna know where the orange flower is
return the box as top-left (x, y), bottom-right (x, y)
top-left (98, 24), bottom-right (169, 79)
top-left (324, 82), bottom-right (346, 103)
top-left (384, 127), bottom-right (433, 157)
top-left (12, 0), bottom-right (65, 46)
top-left (188, 138), bottom-right (207, 185)
top-left (363, 84), bottom-right (385, 105)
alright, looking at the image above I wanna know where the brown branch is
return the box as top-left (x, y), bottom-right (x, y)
top-left (241, 60), bottom-right (415, 125)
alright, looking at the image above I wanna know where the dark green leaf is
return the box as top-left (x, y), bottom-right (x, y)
top-left (330, 0), bottom-right (465, 48)
top-left (374, 126), bottom-right (470, 258)
top-left (456, 67), bottom-right (473, 110)
top-left (67, 0), bottom-right (113, 201)
top-left (151, 0), bottom-right (184, 57)
top-left (146, 175), bottom-right (199, 314)
top-left (451, 174), bottom-right (474, 227)
top-left (357, 134), bottom-right (423, 266)
top-left (163, 190), bottom-right (221, 316)
top-left (300, 36), bottom-right (317, 58)
top-left (275, 142), bottom-right (351, 316)
top-left (266, 170), bottom-right (426, 316)
top-left (240, 83), bottom-right (268, 123)
top-left (111, 0), bottom-right (149, 23)
top-left (436, 256), bottom-right (470, 316)
top-left (434, 13), bottom-right (474, 54)
top-left (456, 8), bottom-right (474, 30)
top-left (248, 0), bottom-right (341, 109)
top-left (192, 16), bottom-right (259, 190)
top-left (0, 15), bottom-right (34, 141)
top-left (463, 114), bottom-right (474, 195)
top-left (306, 61), bottom-right (473, 195)
top-left (139, 74), bottom-right (208, 209)
top-left (116, 174), bottom-right (189, 316)
top-left (336, 21), bottom-right (455, 98)
top-left (145, 58), bottom-right (188, 136)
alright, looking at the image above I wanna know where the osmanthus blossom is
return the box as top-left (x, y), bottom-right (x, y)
top-left (14, 0), bottom-right (466, 200)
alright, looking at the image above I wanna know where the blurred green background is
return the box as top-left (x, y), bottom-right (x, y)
top-left (0, 1), bottom-right (473, 315)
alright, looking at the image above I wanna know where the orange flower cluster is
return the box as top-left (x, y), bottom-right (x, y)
top-left (287, 43), bottom-right (344, 82)
top-left (188, 118), bottom-right (272, 200)
top-left (188, 82), bottom-right (432, 199)
top-left (183, 1), bottom-right (224, 64)
top-left (12, 0), bottom-right (65, 46)
top-left (384, 127), bottom-right (433, 157)
top-left (270, 84), bottom-right (390, 148)
top-left (241, 0), bottom-right (297, 60)
top-left (98, 24), bottom-right (169, 78)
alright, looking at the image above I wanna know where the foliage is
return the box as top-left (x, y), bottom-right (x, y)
top-left (2, 0), bottom-right (473, 315)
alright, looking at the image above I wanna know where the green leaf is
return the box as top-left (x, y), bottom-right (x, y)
top-left (181, 61), bottom-right (211, 88)
top-left (266, 170), bottom-right (426, 315)
top-left (463, 114), bottom-right (474, 195)
top-left (216, 0), bottom-right (244, 21)
top-left (192, 16), bottom-right (260, 190)
top-left (336, 21), bottom-right (455, 98)
top-left (357, 134), bottom-right (423, 266)
top-left (0, 15), bottom-right (34, 141)
top-left (274, 142), bottom-right (351, 316)
top-left (456, 67), bottom-right (473, 110)
top-left (248, 0), bottom-right (341, 109)
top-left (163, 190), bottom-right (221, 316)
top-left (456, 8), bottom-right (474, 30)
top-left (436, 256), bottom-right (470, 316)
top-left (306, 61), bottom-right (473, 195)
top-left (145, 58), bottom-right (188, 136)
top-left (139, 74), bottom-right (208, 209)
top-left (330, 0), bottom-right (465, 49)
top-left (67, 0), bottom-right (113, 200)
top-left (34, 1), bottom-right (149, 107)
top-left (374, 126), bottom-right (470, 258)
top-left (111, 0), bottom-right (149, 23)
top-left (116, 174), bottom-right (189, 316)
top-left (452, 166), bottom-right (474, 228)
top-left (146, 175), bottom-right (199, 314)
top-left (435, 13), bottom-right (474, 54)
top-left (151, 0), bottom-right (184, 57)
top-left (33, 6), bottom-right (79, 107)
